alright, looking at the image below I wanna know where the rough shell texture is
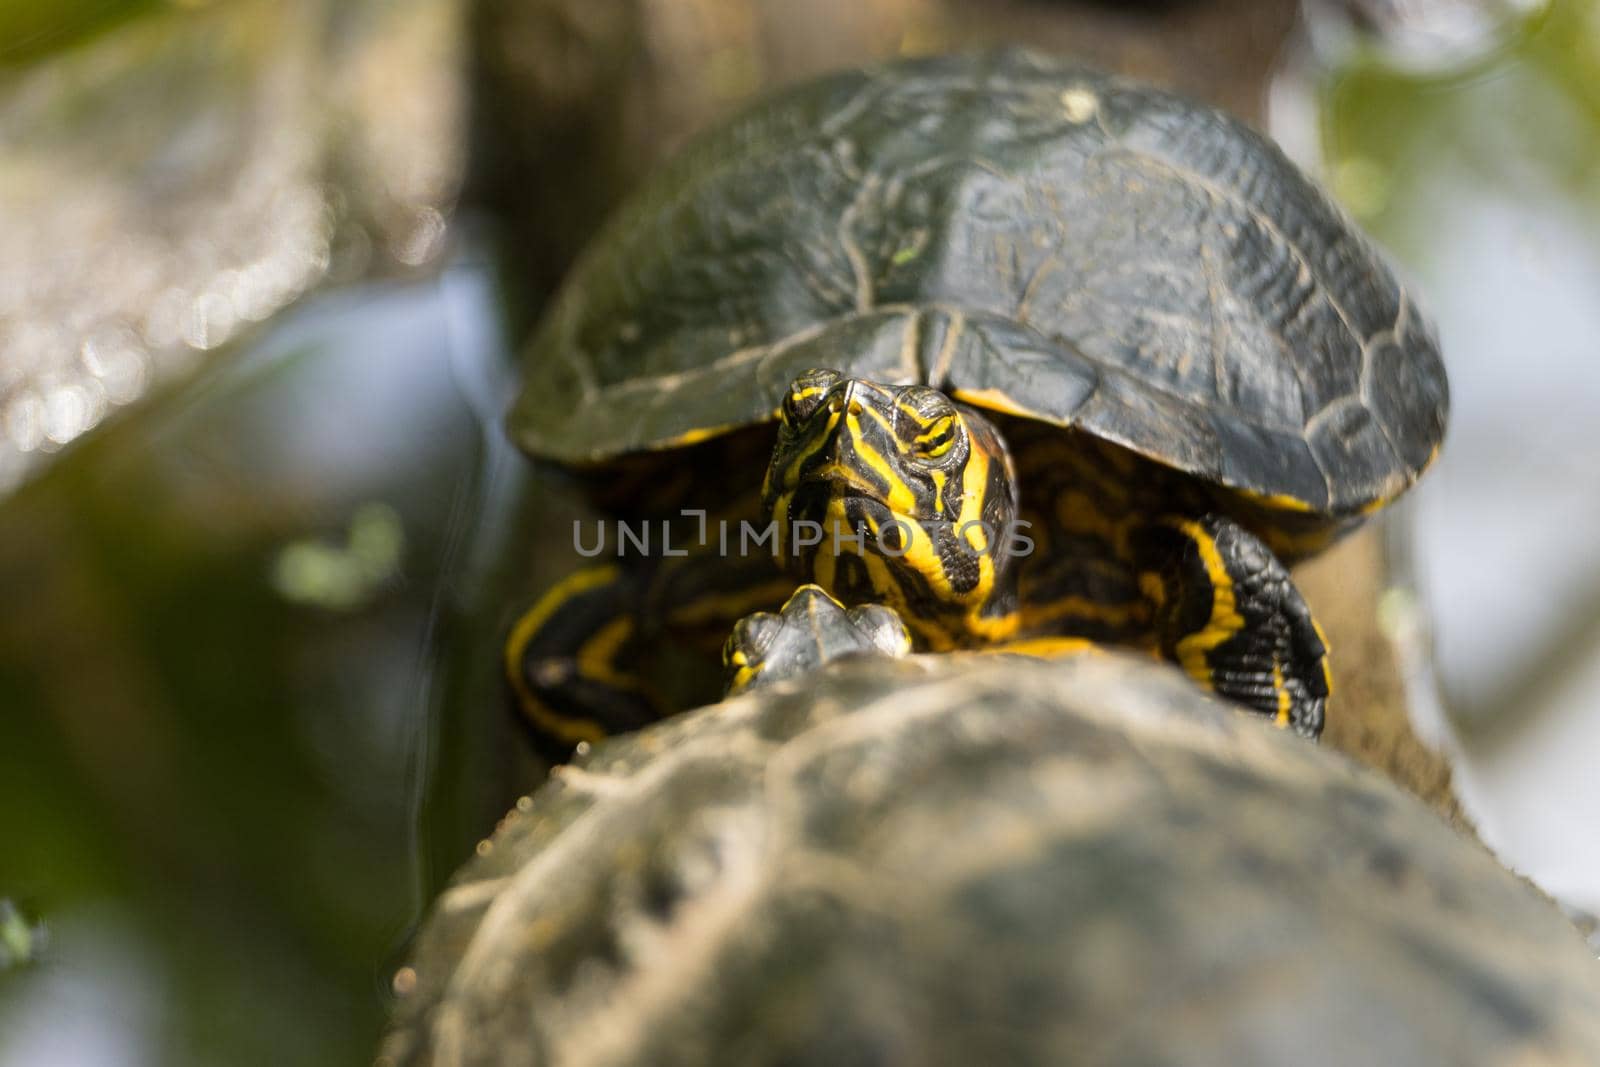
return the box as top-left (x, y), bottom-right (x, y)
top-left (381, 654), bottom-right (1600, 1067)
top-left (512, 48), bottom-right (1447, 515)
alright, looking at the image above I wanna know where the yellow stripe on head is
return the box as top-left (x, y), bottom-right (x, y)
top-left (845, 411), bottom-right (917, 515)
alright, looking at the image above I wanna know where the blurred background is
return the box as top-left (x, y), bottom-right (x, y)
top-left (0, 0), bottom-right (1595, 1063)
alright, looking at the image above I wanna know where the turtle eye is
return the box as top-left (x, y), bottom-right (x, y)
top-left (911, 414), bottom-right (960, 459)
top-left (781, 371), bottom-right (839, 427)
top-left (896, 387), bottom-right (961, 460)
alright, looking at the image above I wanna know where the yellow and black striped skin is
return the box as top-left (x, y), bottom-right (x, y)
top-left (508, 372), bottom-right (1333, 748)
top-left (761, 373), bottom-right (1330, 737)
top-left (504, 445), bottom-right (797, 755)
top-left (762, 371), bottom-right (1022, 651)
top-left (503, 565), bottom-right (662, 749)
top-left (999, 416), bottom-right (1329, 734)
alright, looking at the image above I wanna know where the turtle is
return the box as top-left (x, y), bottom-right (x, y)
top-left (503, 47), bottom-right (1447, 749)
top-left (380, 648), bottom-right (1600, 1067)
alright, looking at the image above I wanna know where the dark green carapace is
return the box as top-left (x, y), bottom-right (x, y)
top-left (505, 49), bottom-right (1448, 746)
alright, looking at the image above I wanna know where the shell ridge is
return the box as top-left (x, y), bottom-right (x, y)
top-left (1093, 142), bottom-right (1368, 362)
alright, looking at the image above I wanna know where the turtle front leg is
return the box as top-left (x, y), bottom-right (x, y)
top-left (505, 564), bottom-right (666, 752)
top-left (1132, 515), bottom-right (1330, 738)
top-left (506, 553), bottom-right (796, 752)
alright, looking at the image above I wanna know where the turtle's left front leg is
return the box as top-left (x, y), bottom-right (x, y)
top-left (1132, 514), bottom-right (1330, 738)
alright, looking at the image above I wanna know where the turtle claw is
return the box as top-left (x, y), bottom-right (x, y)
top-left (723, 585), bottom-right (912, 694)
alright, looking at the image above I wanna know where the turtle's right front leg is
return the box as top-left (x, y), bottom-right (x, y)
top-left (504, 564), bottom-right (665, 751)
top-left (506, 552), bottom-right (796, 752)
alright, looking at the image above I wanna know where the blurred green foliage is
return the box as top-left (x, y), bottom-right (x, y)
top-left (0, 0), bottom-right (160, 67)
top-left (0, 902), bottom-right (45, 970)
top-left (1323, 0), bottom-right (1600, 254)
top-left (0, 269), bottom-right (550, 1065)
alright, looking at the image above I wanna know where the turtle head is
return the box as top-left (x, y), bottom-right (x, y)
top-left (723, 584), bottom-right (912, 694)
top-left (761, 370), bottom-right (1021, 649)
